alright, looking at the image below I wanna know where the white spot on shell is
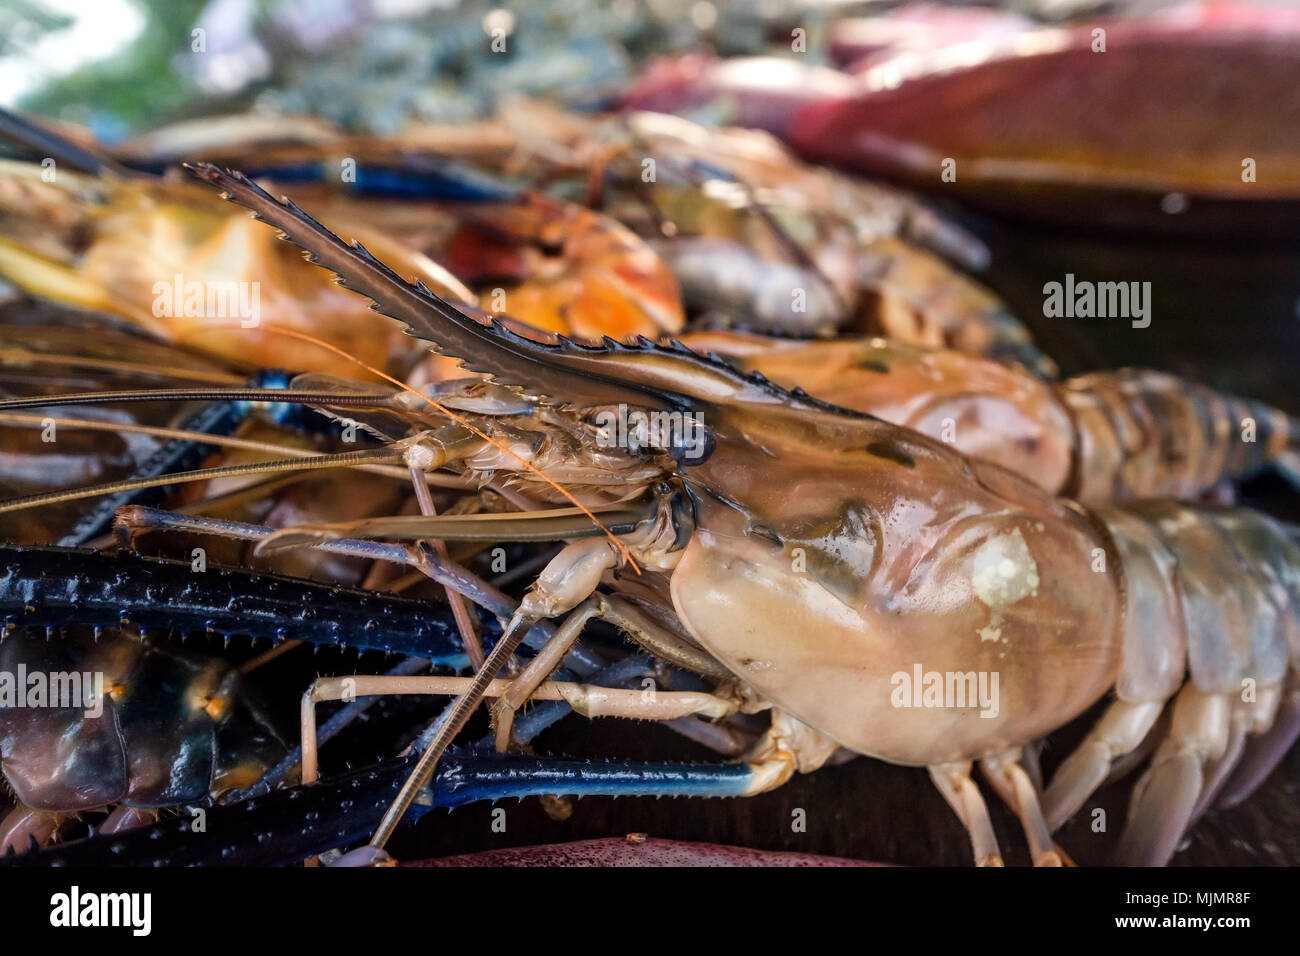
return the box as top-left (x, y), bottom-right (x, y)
top-left (971, 528), bottom-right (1039, 608)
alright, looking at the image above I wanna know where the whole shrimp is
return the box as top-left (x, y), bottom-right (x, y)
top-left (167, 167), bottom-right (1299, 866)
top-left (6, 166), bottom-right (1296, 866)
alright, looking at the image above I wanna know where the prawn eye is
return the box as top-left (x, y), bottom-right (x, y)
top-left (669, 420), bottom-right (714, 466)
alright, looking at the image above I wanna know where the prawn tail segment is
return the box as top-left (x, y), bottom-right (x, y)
top-left (1049, 502), bottom-right (1300, 865)
top-left (1060, 369), bottom-right (1300, 503)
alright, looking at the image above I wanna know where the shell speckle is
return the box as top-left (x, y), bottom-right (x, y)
top-left (971, 528), bottom-right (1039, 608)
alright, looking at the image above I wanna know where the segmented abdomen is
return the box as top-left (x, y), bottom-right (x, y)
top-left (1093, 502), bottom-right (1299, 703)
top-left (1060, 369), bottom-right (1295, 503)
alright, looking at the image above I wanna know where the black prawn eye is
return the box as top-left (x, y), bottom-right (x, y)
top-left (669, 421), bottom-right (715, 466)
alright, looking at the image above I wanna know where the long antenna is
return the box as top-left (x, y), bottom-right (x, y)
top-left (0, 447), bottom-right (403, 514)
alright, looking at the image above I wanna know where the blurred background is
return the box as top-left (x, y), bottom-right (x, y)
top-left (0, 0), bottom-right (1242, 133)
top-left (6, 0), bottom-right (1298, 404)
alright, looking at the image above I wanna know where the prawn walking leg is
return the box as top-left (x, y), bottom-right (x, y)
top-left (368, 536), bottom-right (624, 848)
top-left (979, 748), bottom-right (1061, 867)
top-left (929, 761), bottom-right (1004, 867)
